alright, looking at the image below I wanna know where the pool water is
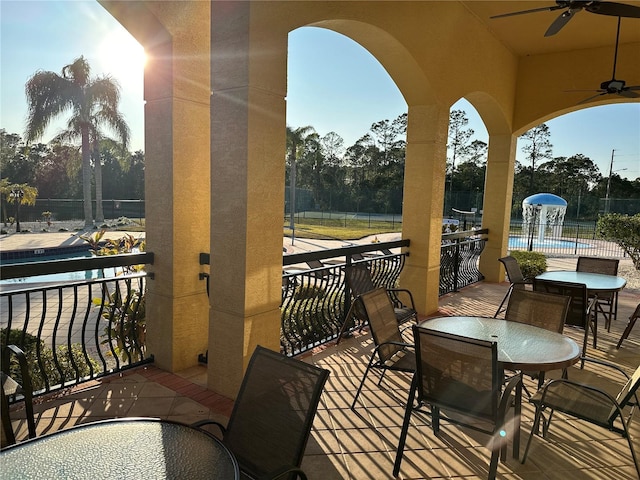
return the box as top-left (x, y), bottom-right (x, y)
top-left (508, 236), bottom-right (592, 249)
top-left (1, 252), bottom-right (115, 286)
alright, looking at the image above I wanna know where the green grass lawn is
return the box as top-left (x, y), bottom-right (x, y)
top-left (284, 218), bottom-right (401, 241)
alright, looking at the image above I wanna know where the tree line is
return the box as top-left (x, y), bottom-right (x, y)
top-left (2, 53), bottom-right (639, 226)
top-left (1, 129), bottom-right (144, 223)
top-left (285, 111), bottom-right (640, 220)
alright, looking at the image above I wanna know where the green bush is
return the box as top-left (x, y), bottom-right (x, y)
top-left (293, 284), bottom-right (326, 301)
top-left (597, 213), bottom-right (640, 270)
top-left (1, 328), bottom-right (99, 392)
top-left (510, 250), bottom-right (547, 279)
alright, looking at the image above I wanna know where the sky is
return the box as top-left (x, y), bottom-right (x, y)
top-left (1, 1), bottom-right (639, 181)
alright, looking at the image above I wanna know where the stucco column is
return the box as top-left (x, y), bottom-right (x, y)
top-left (208, 2), bottom-right (287, 398)
top-left (99, 2), bottom-right (212, 372)
top-left (479, 133), bottom-right (517, 282)
top-left (401, 104), bottom-right (449, 315)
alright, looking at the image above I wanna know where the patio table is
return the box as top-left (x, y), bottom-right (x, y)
top-left (420, 316), bottom-right (581, 460)
top-left (0, 418), bottom-right (239, 479)
top-left (535, 270), bottom-right (626, 294)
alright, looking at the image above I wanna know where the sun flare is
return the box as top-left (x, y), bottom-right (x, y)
top-left (98, 30), bottom-right (146, 88)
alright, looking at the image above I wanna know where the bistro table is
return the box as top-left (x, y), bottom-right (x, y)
top-left (420, 316), bottom-right (581, 459)
top-left (535, 270), bottom-right (626, 294)
top-left (0, 418), bottom-right (239, 479)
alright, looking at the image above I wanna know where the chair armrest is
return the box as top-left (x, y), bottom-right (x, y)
top-left (3, 345), bottom-right (33, 395)
top-left (579, 356), bottom-right (631, 381)
top-left (501, 375), bottom-right (522, 405)
top-left (585, 295), bottom-right (598, 315)
top-left (191, 419), bottom-right (227, 436)
top-left (260, 465), bottom-right (308, 480)
top-left (536, 378), bottom-right (619, 412)
top-left (386, 288), bottom-right (416, 310)
top-left (399, 323), bottom-right (415, 339)
top-left (375, 340), bottom-right (414, 350)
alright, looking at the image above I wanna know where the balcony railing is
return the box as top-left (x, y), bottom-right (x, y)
top-left (2, 230), bottom-right (488, 394)
top-left (281, 240), bottom-right (410, 356)
top-left (440, 229), bottom-right (488, 295)
top-left (0, 253), bottom-right (153, 399)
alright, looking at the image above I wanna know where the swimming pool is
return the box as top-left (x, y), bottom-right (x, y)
top-left (508, 236), bottom-right (592, 250)
top-left (1, 251), bottom-right (115, 286)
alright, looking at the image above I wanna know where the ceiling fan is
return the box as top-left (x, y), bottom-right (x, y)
top-left (567, 17), bottom-right (640, 103)
top-left (491, 1), bottom-right (640, 36)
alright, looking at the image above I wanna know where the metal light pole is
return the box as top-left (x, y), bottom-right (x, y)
top-left (604, 149), bottom-right (627, 214)
top-left (605, 149), bottom-right (615, 214)
top-left (10, 189), bottom-right (24, 232)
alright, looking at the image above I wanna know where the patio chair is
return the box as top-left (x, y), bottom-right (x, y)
top-left (393, 327), bottom-right (520, 480)
top-left (350, 288), bottom-right (415, 410)
top-left (502, 289), bottom-right (571, 392)
top-left (576, 256), bottom-right (620, 331)
top-left (522, 357), bottom-right (640, 478)
top-left (533, 278), bottom-right (597, 366)
top-left (304, 259), bottom-right (337, 280)
top-left (193, 345), bottom-right (329, 480)
top-left (346, 263), bottom-right (417, 324)
top-left (495, 256), bottom-right (533, 317)
top-left (1, 345), bottom-right (36, 448)
top-left (616, 303), bottom-right (640, 350)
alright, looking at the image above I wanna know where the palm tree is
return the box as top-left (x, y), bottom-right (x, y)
top-left (286, 126), bottom-right (315, 241)
top-left (25, 56), bottom-right (129, 228)
top-left (56, 113), bottom-right (129, 224)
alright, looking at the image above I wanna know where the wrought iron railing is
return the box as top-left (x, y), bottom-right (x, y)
top-left (281, 240), bottom-right (410, 356)
top-left (2, 229), bottom-right (489, 379)
top-left (439, 229), bottom-right (488, 296)
top-left (0, 253), bottom-right (153, 399)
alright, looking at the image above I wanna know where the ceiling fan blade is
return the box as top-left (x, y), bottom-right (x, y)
top-left (587, 2), bottom-right (640, 18)
top-left (565, 89), bottom-right (604, 93)
top-left (577, 92), bottom-right (608, 104)
top-left (490, 5), bottom-right (564, 19)
top-left (545, 8), bottom-right (580, 36)
top-left (619, 89), bottom-right (640, 98)
top-left (626, 86), bottom-right (640, 91)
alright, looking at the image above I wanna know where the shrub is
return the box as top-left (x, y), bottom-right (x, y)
top-left (96, 286), bottom-right (146, 363)
top-left (597, 213), bottom-right (640, 270)
top-left (1, 328), bottom-right (99, 391)
top-left (510, 250), bottom-right (547, 279)
top-left (293, 284), bottom-right (326, 301)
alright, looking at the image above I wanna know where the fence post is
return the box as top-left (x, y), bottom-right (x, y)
top-left (453, 238), bottom-right (460, 292)
top-left (574, 223), bottom-right (580, 255)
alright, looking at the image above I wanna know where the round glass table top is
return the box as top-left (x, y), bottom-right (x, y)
top-left (421, 316), bottom-right (581, 371)
top-left (0, 418), bottom-right (239, 479)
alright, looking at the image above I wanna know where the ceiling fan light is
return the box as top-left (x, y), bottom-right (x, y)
top-left (601, 79), bottom-right (625, 91)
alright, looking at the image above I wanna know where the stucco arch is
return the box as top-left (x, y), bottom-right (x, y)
top-left (308, 20), bottom-right (436, 107)
top-left (514, 97), bottom-right (640, 137)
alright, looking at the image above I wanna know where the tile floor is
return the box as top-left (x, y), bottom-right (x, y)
top-left (5, 264), bottom-right (640, 480)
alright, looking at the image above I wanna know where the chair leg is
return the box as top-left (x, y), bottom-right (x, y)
top-left (351, 357), bottom-right (375, 410)
top-left (617, 314), bottom-right (639, 350)
top-left (376, 369), bottom-right (387, 386)
top-left (494, 285), bottom-right (513, 318)
top-left (393, 376), bottom-right (418, 477)
top-left (336, 301), bottom-right (359, 345)
top-left (1, 390), bottom-right (16, 446)
top-left (24, 392), bottom-right (36, 439)
top-left (522, 405), bottom-right (544, 464)
top-left (488, 448), bottom-right (499, 480)
top-left (431, 406), bottom-right (441, 435)
top-left (625, 429), bottom-right (640, 479)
